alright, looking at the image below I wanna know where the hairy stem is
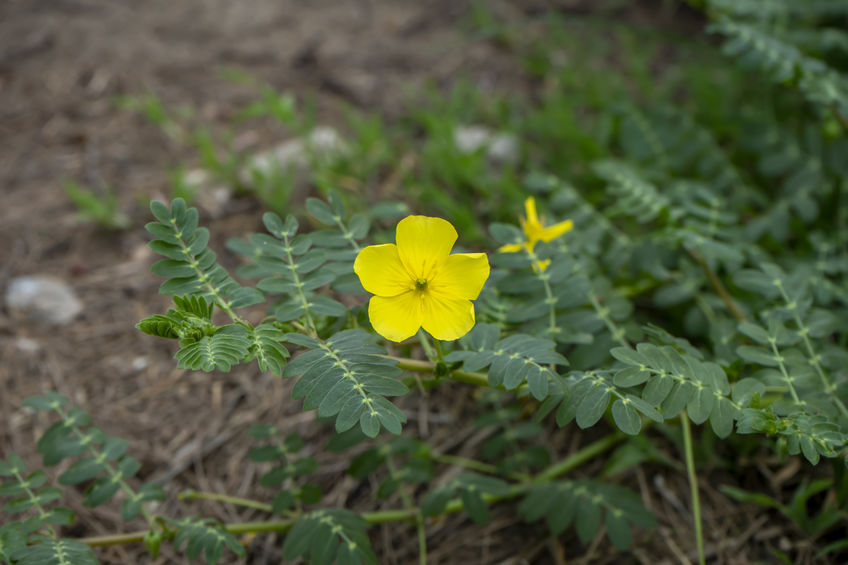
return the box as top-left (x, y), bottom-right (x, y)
top-left (680, 412), bottom-right (706, 565)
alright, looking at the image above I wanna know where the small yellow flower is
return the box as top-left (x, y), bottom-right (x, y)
top-left (499, 197), bottom-right (573, 270)
top-left (354, 216), bottom-right (490, 342)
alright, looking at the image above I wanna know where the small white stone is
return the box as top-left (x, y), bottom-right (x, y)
top-left (14, 337), bottom-right (41, 353)
top-left (132, 356), bottom-right (149, 371)
top-left (453, 124), bottom-right (519, 165)
top-left (5, 276), bottom-right (83, 325)
top-left (241, 126), bottom-right (347, 180)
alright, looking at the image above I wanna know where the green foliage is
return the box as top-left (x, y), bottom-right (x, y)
top-left (9, 538), bottom-right (99, 565)
top-left (283, 330), bottom-right (408, 438)
top-left (710, 16), bottom-right (848, 115)
top-left (166, 517), bottom-right (246, 565)
top-left (445, 323), bottom-right (568, 400)
top-left (247, 425), bottom-right (321, 513)
top-left (64, 180), bottom-right (130, 230)
top-left (420, 472), bottom-right (510, 525)
top-left (281, 509), bottom-right (377, 565)
top-left (721, 478), bottom-right (848, 557)
top-left (519, 480), bottom-right (655, 550)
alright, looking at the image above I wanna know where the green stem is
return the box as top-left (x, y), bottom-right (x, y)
top-left (588, 292), bottom-right (629, 348)
top-left (80, 434), bottom-right (623, 549)
top-left (681, 412), bottom-right (705, 565)
top-left (525, 247), bottom-right (560, 340)
top-left (417, 330), bottom-right (438, 363)
top-left (431, 453), bottom-right (500, 475)
top-left (390, 356), bottom-right (490, 387)
top-left (769, 339), bottom-right (801, 403)
top-left (179, 490), bottom-right (273, 513)
top-left (688, 249), bottom-right (745, 322)
top-left (12, 468), bottom-right (57, 538)
top-left (386, 455), bottom-right (427, 565)
top-left (535, 433), bottom-right (625, 482)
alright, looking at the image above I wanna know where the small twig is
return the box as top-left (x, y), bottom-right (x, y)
top-left (687, 249), bottom-right (745, 321)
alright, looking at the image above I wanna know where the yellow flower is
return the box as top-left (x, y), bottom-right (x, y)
top-left (354, 216), bottom-right (490, 342)
top-left (498, 197), bottom-right (573, 270)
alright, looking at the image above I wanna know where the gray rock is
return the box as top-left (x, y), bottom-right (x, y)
top-left (5, 276), bottom-right (83, 325)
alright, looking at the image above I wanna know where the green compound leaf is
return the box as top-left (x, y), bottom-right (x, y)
top-left (146, 199), bottom-right (264, 310)
top-left (168, 516), bottom-right (245, 565)
top-left (175, 325), bottom-right (251, 373)
top-left (445, 324), bottom-right (568, 400)
top-left (282, 509), bottom-right (376, 565)
top-left (519, 480), bottom-right (655, 549)
top-left (11, 538), bottom-right (99, 565)
top-left (286, 330), bottom-right (408, 437)
top-left (246, 323), bottom-right (289, 377)
top-left (420, 472), bottom-right (510, 525)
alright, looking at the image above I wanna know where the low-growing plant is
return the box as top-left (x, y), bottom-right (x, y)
top-left (4, 1), bottom-right (848, 564)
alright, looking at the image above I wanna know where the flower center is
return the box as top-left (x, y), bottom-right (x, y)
top-left (415, 278), bottom-right (428, 290)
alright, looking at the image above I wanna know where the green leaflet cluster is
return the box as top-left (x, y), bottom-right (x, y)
top-left (2, 537), bottom-right (98, 565)
top-left (474, 393), bottom-right (551, 474)
top-left (444, 323), bottom-right (569, 400)
top-left (141, 199), bottom-right (290, 376)
top-left (732, 263), bottom-right (848, 463)
top-left (281, 509), bottom-right (376, 565)
top-left (164, 517), bottom-right (245, 565)
top-left (0, 393), bottom-right (171, 565)
top-left (229, 211), bottom-right (349, 329)
top-left (608, 344), bottom-right (741, 436)
top-left (708, 16), bottom-right (848, 115)
top-left (346, 437), bottom-right (434, 499)
top-left (24, 393), bottom-right (165, 520)
top-left (247, 425), bottom-right (322, 513)
top-left (146, 198), bottom-right (264, 311)
top-left (283, 330), bottom-right (408, 437)
top-left (519, 480), bottom-right (656, 550)
top-left (420, 472), bottom-right (510, 525)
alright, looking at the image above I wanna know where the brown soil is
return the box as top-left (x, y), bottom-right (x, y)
top-left (0, 1), bottom-right (834, 563)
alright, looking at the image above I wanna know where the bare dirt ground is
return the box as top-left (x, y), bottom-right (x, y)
top-left (0, 1), bottom-right (833, 563)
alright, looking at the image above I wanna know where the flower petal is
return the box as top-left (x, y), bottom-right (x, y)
top-left (537, 219), bottom-right (574, 242)
top-left (368, 292), bottom-right (422, 342)
top-left (396, 216), bottom-right (457, 280)
top-left (498, 242), bottom-right (525, 253)
top-left (431, 253), bottom-right (489, 300)
top-left (354, 244), bottom-right (412, 297)
top-left (421, 293), bottom-right (476, 341)
top-left (524, 197), bottom-right (539, 225)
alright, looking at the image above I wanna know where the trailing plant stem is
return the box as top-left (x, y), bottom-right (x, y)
top-left (588, 292), bottom-right (629, 348)
top-left (688, 249), bottom-right (745, 321)
top-left (80, 434), bottom-right (624, 549)
top-left (681, 412), bottom-right (705, 565)
top-left (386, 455), bottom-right (427, 565)
top-left (179, 490), bottom-right (272, 513)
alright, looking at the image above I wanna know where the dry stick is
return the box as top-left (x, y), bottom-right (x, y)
top-left (687, 249), bottom-right (746, 322)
